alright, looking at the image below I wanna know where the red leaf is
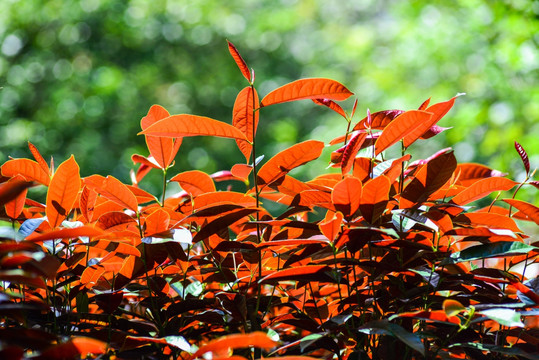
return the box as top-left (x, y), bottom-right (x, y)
top-left (192, 208), bottom-right (259, 243)
top-left (319, 210), bottom-right (344, 241)
top-left (257, 140), bottom-right (325, 186)
top-left (0, 177), bottom-right (32, 207)
top-left (189, 332), bottom-right (276, 360)
top-left (80, 265), bottom-right (105, 287)
top-left (27, 141), bottom-right (50, 175)
top-left (360, 175), bottom-right (391, 224)
top-left (139, 114), bottom-right (248, 141)
top-left (353, 109), bottom-right (404, 131)
top-left (1, 158), bottom-right (50, 186)
top-left (503, 199), bottom-right (539, 225)
top-left (26, 226), bottom-right (103, 243)
top-left (332, 176), bottom-right (362, 218)
top-left (143, 208), bottom-right (170, 236)
top-left (233, 86), bottom-right (259, 161)
top-left (227, 40), bottom-right (251, 82)
top-left (141, 105), bottom-right (182, 169)
top-left (341, 132), bottom-right (368, 175)
top-left (230, 164), bottom-right (253, 182)
top-left (514, 141), bottom-right (530, 175)
top-left (170, 170), bottom-right (216, 196)
top-left (312, 98), bottom-right (347, 119)
top-left (36, 337), bottom-right (107, 359)
top-left (46, 155), bottom-right (80, 228)
top-left (79, 186), bottom-right (98, 223)
top-left (96, 211), bottom-right (137, 231)
top-left (455, 212), bottom-right (522, 233)
top-left (455, 163), bottom-right (506, 187)
top-left (451, 177), bottom-right (518, 205)
top-left (375, 110), bottom-right (433, 155)
top-left (4, 175), bottom-right (28, 219)
top-left (418, 97), bottom-right (431, 110)
top-left (131, 154), bottom-right (161, 169)
top-left (419, 94), bottom-right (462, 139)
top-left (400, 149), bottom-right (457, 208)
top-left (259, 265), bottom-right (334, 283)
top-left (84, 175), bottom-right (138, 212)
top-left (260, 78), bottom-right (353, 107)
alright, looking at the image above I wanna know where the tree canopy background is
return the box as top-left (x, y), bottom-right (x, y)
top-left (1, 0), bottom-right (538, 200)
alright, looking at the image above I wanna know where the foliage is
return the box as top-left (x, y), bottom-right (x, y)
top-left (0, 1), bottom-right (538, 204)
top-left (1, 42), bottom-right (539, 360)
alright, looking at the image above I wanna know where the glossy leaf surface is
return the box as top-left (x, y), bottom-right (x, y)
top-left (261, 78), bottom-right (353, 107)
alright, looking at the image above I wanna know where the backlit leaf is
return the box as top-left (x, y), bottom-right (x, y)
top-left (192, 208), bottom-right (259, 243)
top-left (312, 98), bottom-right (347, 119)
top-left (353, 109), bottom-right (404, 131)
top-left (332, 176), bottom-right (362, 218)
top-left (139, 114), bottom-right (248, 141)
top-left (454, 212), bottom-right (522, 233)
top-left (1, 158), bottom-right (50, 186)
top-left (503, 199), bottom-right (539, 225)
top-left (360, 175), bottom-right (391, 224)
top-left (26, 226), bottom-right (103, 242)
top-left (170, 170), bottom-right (216, 196)
top-left (232, 86), bottom-right (259, 161)
top-left (143, 208), bottom-right (170, 236)
top-left (514, 141), bottom-right (530, 176)
top-left (27, 141), bottom-right (49, 175)
top-left (260, 78), bottom-right (353, 107)
top-left (4, 175), bottom-right (27, 219)
top-left (227, 40), bottom-right (251, 82)
top-left (141, 105), bottom-right (182, 169)
top-left (36, 337), bottom-right (107, 359)
top-left (189, 332), bottom-right (276, 360)
top-left (257, 140), bottom-right (325, 185)
top-left (456, 163), bottom-right (506, 186)
top-left (341, 132), bottom-right (367, 175)
top-left (451, 177), bottom-right (517, 205)
top-left (260, 265), bottom-right (336, 283)
top-left (318, 211), bottom-right (343, 241)
top-left (375, 110), bottom-right (433, 155)
top-left (443, 299), bottom-right (466, 317)
top-left (85, 175), bottom-right (138, 212)
top-left (46, 155), bottom-right (80, 228)
top-left (419, 94), bottom-right (462, 139)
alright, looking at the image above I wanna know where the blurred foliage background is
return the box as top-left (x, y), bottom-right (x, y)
top-left (1, 0), bottom-right (538, 201)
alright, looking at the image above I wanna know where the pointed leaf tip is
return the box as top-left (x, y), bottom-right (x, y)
top-left (261, 78), bottom-right (353, 107)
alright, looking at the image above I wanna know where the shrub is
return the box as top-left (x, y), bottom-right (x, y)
top-left (0, 42), bottom-right (538, 360)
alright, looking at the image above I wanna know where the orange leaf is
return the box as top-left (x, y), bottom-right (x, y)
top-left (170, 170), bottom-right (216, 196)
top-left (260, 265), bottom-right (335, 283)
top-left (143, 208), bottom-right (170, 236)
top-left (360, 175), bottom-right (391, 224)
top-left (38, 337), bottom-right (107, 359)
top-left (455, 212), bottom-right (522, 233)
top-left (420, 94), bottom-right (462, 139)
top-left (4, 175), bottom-right (27, 219)
top-left (353, 109), bottom-right (404, 131)
top-left (260, 78), bottom-right (353, 107)
top-left (26, 226), bottom-right (103, 242)
top-left (312, 98), bottom-right (347, 119)
top-left (231, 164), bottom-right (253, 182)
top-left (374, 110), bottom-right (433, 155)
top-left (189, 332), bottom-right (276, 360)
top-left (332, 176), bottom-right (362, 218)
top-left (28, 141), bottom-right (50, 175)
top-left (228, 40), bottom-right (251, 82)
top-left (80, 265), bottom-right (105, 287)
top-left (46, 155), bottom-right (80, 228)
top-left (455, 163), bottom-right (506, 187)
top-left (451, 177), bottom-right (517, 205)
top-left (79, 186), bottom-right (98, 222)
top-left (341, 132), bottom-right (368, 175)
top-left (141, 105), bottom-right (182, 169)
top-left (257, 140), bottom-right (325, 185)
top-left (503, 199), bottom-right (539, 225)
top-left (1, 158), bottom-right (50, 186)
top-left (233, 86), bottom-right (259, 161)
top-left (85, 175), bottom-right (139, 212)
top-left (319, 210), bottom-right (343, 241)
top-left (139, 114), bottom-right (248, 141)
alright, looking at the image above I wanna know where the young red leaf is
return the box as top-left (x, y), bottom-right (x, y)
top-left (319, 210), bottom-right (343, 241)
top-left (230, 163), bottom-right (253, 182)
top-left (80, 265), bottom-right (105, 287)
top-left (400, 149), bottom-right (457, 208)
top-left (4, 175), bottom-right (27, 219)
top-left (260, 78), bottom-right (353, 107)
top-left (332, 176), bottom-right (362, 218)
top-left (79, 186), bottom-right (98, 223)
top-left (143, 208), bottom-right (170, 236)
top-left (451, 177), bottom-right (518, 205)
top-left (27, 141), bottom-right (49, 175)
top-left (259, 265), bottom-right (335, 283)
top-left (341, 132), bottom-right (367, 175)
top-left (37, 337), bottom-right (107, 359)
top-left (514, 141), bottom-right (530, 176)
top-left (170, 170), bottom-right (216, 196)
top-left (0, 177), bottom-right (32, 207)
top-left (25, 226), bottom-right (103, 242)
top-left (418, 94), bottom-right (462, 139)
top-left (233, 86), bottom-right (259, 161)
top-left (46, 155), bottom-right (81, 228)
top-left (84, 175), bottom-right (138, 213)
top-left (1, 158), bottom-right (50, 186)
top-left (418, 97), bottom-right (431, 110)
top-left (139, 114), bottom-right (248, 141)
top-left (189, 332), bottom-right (276, 360)
top-left (227, 40), bottom-right (252, 83)
top-left (257, 140), bottom-right (325, 185)
top-left (503, 199), bottom-right (539, 225)
top-left (456, 163), bottom-right (507, 186)
top-left (312, 98), bottom-right (347, 119)
top-left (353, 109), bottom-right (404, 131)
top-left (141, 105), bottom-right (182, 169)
top-left (454, 212), bottom-right (522, 233)
top-left (375, 110), bottom-right (433, 155)
top-left (360, 175), bottom-right (391, 224)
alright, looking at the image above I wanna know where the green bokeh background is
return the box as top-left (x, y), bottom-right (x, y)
top-left (1, 0), bottom-right (538, 201)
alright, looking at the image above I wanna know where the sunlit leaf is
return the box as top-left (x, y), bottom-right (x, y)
top-left (141, 104), bottom-right (182, 169)
top-left (503, 199), bottom-right (539, 225)
top-left (233, 86), bottom-right (259, 161)
top-left (139, 114), bottom-right (248, 141)
top-left (360, 175), bottom-right (391, 224)
top-left (189, 332), bottom-right (276, 360)
top-left (260, 78), bottom-right (353, 107)
top-left (85, 175), bottom-right (138, 212)
top-left (46, 155), bottom-right (80, 228)
top-left (451, 177), bottom-right (517, 205)
top-left (375, 110), bottom-right (433, 155)
top-left (260, 265), bottom-right (337, 284)
top-left (4, 175), bottom-right (28, 219)
top-left (353, 109), bottom-right (404, 131)
top-left (454, 212), bottom-right (522, 233)
top-left (479, 308), bottom-right (524, 328)
top-left (27, 141), bottom-right (49, 175)
top-left (312, 98), bottom-right (347, 118)
top-left (332, 176), bottom-right (362, 218)
top-left (443, 299), bottom-right (466, 317)
top-left (1, 158), bottom-right (50, 186)
top-left (455, 163), bottom-right (507, 186)
top-left (143, 208), bottom-right (170, 236)
top-left (26, 226), bottom-right (103, 242)
top-left (257, 140), bottom-right (325, 185)
top-left (341, 132), bottom-right (367, 175)
top-left (318, 211), bottom-right (343, 241)
top-left (170, 170), bottom-right (216, 196)
top-left (227, 40), bottom-right (251, 82)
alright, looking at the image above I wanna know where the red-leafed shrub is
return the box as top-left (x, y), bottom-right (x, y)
top-left (0, 42), bottom-right (538, 360)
